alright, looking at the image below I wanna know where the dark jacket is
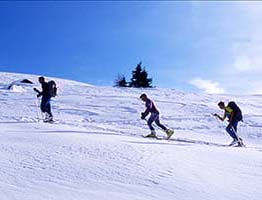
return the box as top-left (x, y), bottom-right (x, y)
top-left (36, 82), bottom-right (51, 98)
top-left (142, 98), bottom-right (159, 118)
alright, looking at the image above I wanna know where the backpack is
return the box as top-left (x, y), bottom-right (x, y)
top-left (228, 101), bottom-right (243, 121)
top-left (48, 80), bottom-right (57, 97)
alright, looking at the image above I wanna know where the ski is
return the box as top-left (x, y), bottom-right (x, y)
top-left (43, 119), bottom-right (56, 124)
top-left (142, 135), bottom-right (165, 140)
top-left (228, 143), bottom-right (246, 148)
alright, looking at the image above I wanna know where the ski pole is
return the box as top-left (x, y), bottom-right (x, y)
top-left (35, 97), bottom-right (41, 121)
top-left (36, 97), bottom-right (44, 121)
top-left (213, 113), bottom-right (227, 136)
top-left (213, 114), bottom-right (222, 128)
top-left (212, 113), bottom-right (224, 128)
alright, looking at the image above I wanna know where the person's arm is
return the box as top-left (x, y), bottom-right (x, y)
top-left (214, 112), bottom-right (226, 121)
top-left (33, 88), bottom-right (42, 97)
top-left (141, 100), bottom-right (152, 119)
top-left (141, 109), bottom-right (150, 119)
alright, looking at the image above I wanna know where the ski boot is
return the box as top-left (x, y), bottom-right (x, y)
top-left (166, 129), bottom-right (174, 140)
top-left (228, 139), bottom-right (238, 146)
top-left (145, 130), bottom-right (157, 138)
top-left (43, 113), bottom-right (53, 123)
top-left (236, 137), bottom-right (245, 147)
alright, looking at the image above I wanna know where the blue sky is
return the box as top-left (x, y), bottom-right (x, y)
top-left (1, 1), bottom-right (262, 94)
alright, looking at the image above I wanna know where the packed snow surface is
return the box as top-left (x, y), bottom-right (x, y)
top-left (0, 72), bottom-right (261, 200)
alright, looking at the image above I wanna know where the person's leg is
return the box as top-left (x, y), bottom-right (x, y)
top-left (226, 119), bottom-right (240, 145)
top-left (40, 97), bottom-right (47, 113)
top-left (45, 98), bottom-right (52, 117)
top-left (232, 120), bottom-right (238, 133)
top-left (147, 114), bottom-right (156, 131)
top-left (154, 115), bottom-right (167, 131)
top-left (226, 125), bottom-right (238, 140)
top-left (41, 97), bottom-right (53, 121)
top-left (231, 120), bottom-right (244, 146)
top-left (154, 114), bottom-right (174, 139)
top-left (144, 114), bottom-right (157, 137)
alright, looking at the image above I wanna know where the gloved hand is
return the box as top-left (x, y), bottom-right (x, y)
top-left (141, 112), bottom-right (145, 120)
top-left (213, 113), bottom-right (218, 117)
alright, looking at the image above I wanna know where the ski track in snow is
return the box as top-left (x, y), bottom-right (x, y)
top-left (0, 72), bottom-right (262, 200)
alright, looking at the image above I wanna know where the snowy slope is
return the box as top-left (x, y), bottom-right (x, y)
top-left (0, 72), bottom-right (261, 200)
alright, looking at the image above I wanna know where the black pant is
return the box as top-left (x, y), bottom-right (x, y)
top-left (148, 113), bottom-right (167, 131)
top-left (226, 118), bottom-right (239, 140)
top-left (41, 97), bottom-right (52, 116)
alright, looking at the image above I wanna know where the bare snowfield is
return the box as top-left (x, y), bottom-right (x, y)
top-left (0, 72), bottom-right (261, 200)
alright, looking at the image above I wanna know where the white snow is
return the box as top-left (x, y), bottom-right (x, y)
top-left (0, 72), bottom-right (261, 200)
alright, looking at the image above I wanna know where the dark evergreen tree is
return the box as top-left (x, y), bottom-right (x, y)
top-left (130, 62), bottom-right (142, 87)
top-left (115, 74), bottom-right (127, 87)
top-left (140, 69), bottom-right (152, 87)
top-left (130, 62), bottom-right (152, 88)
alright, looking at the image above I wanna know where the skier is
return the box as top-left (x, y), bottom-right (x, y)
top-left (33, 76), bottom-right (54, 122)
top-left (140, 93), bottom-right (174, 139)
top-left (214, 101), bottom-right (244, 146)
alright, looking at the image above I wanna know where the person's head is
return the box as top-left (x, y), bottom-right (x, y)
top-left (140, 93), bottom-right (147, 102)
top-left (218, 101), bottom-right (225, 109)
top-left (38, 76), bottom-right (45, 83)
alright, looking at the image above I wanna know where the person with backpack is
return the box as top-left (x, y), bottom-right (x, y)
top-left (140, 93), bottom-right (174, 139)
top-left (214, 101), bottom-right (244, 146)
top-left (33, 76), bottom-right (56, 122)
